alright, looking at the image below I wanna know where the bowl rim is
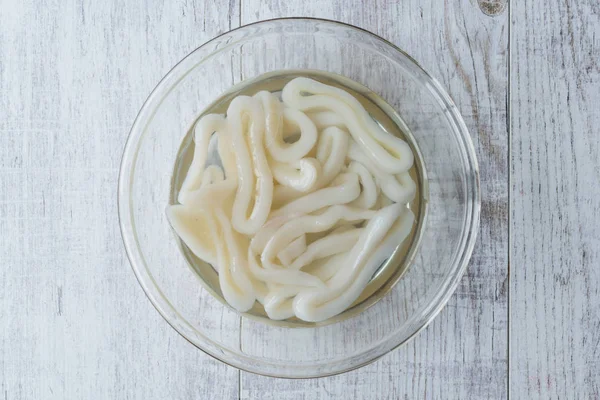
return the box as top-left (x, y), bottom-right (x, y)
top-left (118, 16), bottom-right (481, 379)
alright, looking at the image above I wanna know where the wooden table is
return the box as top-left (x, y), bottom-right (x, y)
top-left (1, 1), bottom-right (598, 398)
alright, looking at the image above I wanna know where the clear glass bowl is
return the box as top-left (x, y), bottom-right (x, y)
top-left (118, 18), bottom-right (480, 378)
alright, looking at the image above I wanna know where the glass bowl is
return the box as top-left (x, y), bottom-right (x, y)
top-left (118, 18), bottom-right (480, 378)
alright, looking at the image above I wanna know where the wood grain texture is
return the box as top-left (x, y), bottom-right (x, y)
top-left (510, 0), bottom-right (600, 398)
top-left (6, 0), bottom-right (599, 399)
top-left (0, 1), bottom-right (240, 399)
top-left (239, 1), bottom-right (509, 398)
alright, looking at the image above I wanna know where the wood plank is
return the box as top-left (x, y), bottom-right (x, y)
top-left (510, 0), bottom-right (600, 398)
top-left (239, 1), bottom-right (509, 398)
top-left (0, 1), bottom-right (240, 398)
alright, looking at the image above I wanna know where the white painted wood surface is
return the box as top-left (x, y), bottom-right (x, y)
top-left (510, 0), bottom-right (600, 398)
top-left (0, 0), bottom-right (597, 399)
top-left (0, 1), bottom-right (241, 399)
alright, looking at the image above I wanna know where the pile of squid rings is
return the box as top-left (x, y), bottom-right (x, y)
top-left (167, 77), bottom-right (416, 323)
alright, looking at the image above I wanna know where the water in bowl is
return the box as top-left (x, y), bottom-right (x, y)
top-left (169, 70), bottom-right (428, 327)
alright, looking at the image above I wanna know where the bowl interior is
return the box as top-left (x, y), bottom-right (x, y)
top-left (119, 18), bottom-right (479, 378)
